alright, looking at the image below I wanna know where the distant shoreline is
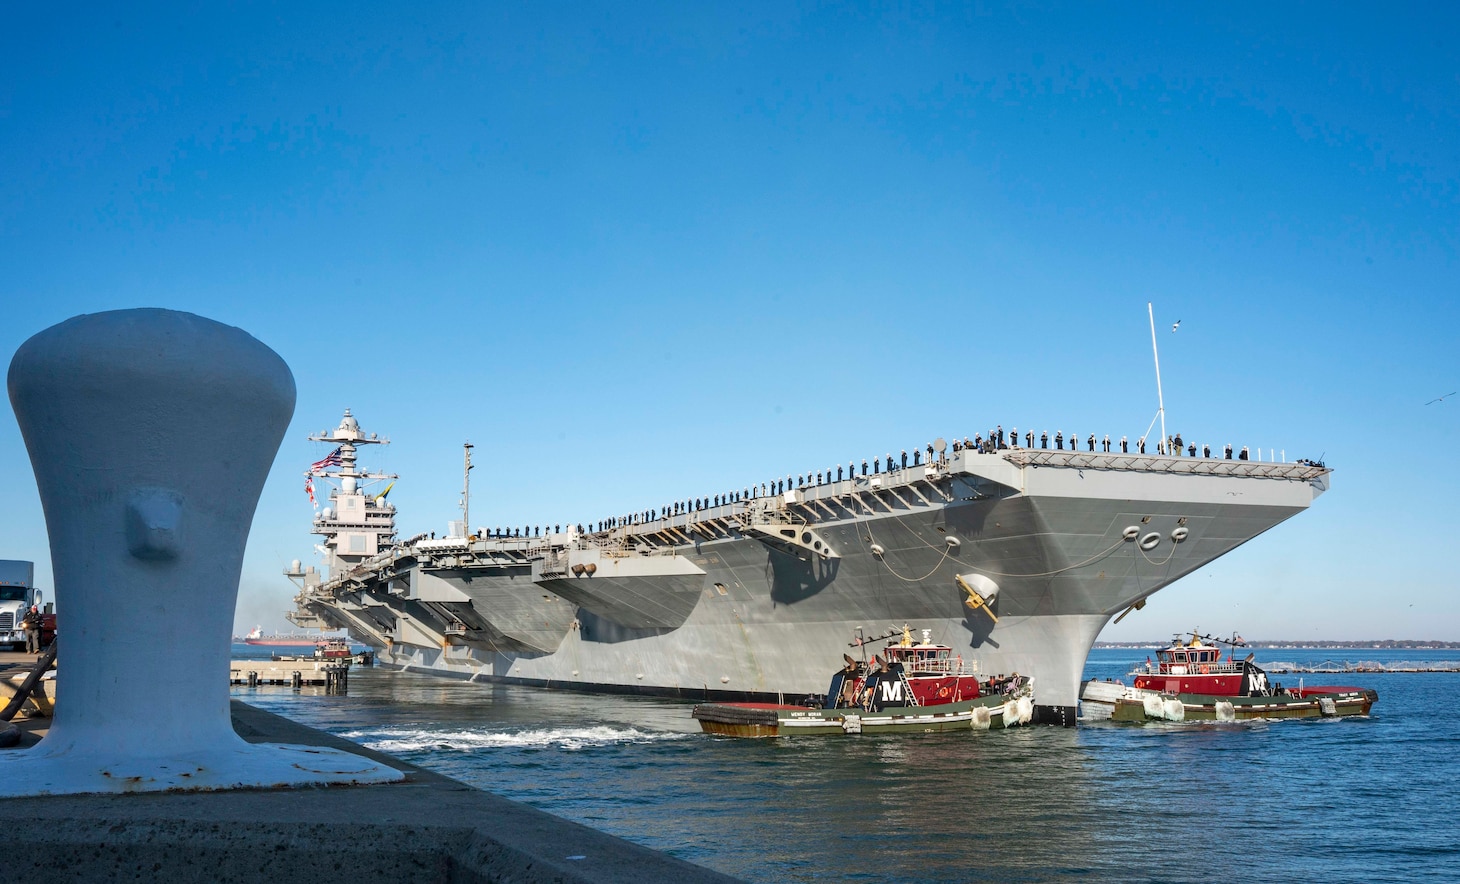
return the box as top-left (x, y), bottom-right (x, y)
top-left (1095, 640), bottom-right (1460, 650)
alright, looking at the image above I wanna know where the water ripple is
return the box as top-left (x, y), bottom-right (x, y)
top-left (342, 724), bottom-right (691, 753)
top-left (236, 648), bottom-right (1460, 883)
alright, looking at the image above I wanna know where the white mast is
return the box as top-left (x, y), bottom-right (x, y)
top-left (1147, 302), bottom-right (1167, 453)
top-left (461, 441), bottom-right (475, 532)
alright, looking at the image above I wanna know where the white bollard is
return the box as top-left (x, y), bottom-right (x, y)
top-left (2, 308), bottom-right (402, 795)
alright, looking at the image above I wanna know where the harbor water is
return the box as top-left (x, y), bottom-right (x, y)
top-left (233, 647), bottom-right (1460, 882)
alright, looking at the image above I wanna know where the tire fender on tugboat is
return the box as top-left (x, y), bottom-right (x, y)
top-left (1016, 696), bottom-right (1034, 725)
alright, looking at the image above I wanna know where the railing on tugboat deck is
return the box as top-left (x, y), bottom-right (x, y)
top-left (899, 656), bottom-right (979, 678)
top-left (1129, 659), bottom-right (1245, 677)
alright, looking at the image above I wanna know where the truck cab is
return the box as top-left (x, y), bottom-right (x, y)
top-left (0, 560), bottom-right (48, 650)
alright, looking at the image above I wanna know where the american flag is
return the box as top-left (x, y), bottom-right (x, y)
top-left (311, 446), bottom-right (343, 471)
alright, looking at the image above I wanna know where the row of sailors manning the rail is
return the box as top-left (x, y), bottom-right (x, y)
top-left (968, 426), bottom-right (1251, 459)
top-left (463, 431), bottom-right (1261, 541)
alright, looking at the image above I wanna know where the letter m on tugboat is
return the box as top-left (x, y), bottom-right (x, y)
top-left (879, 679), bottom-right (905, 705)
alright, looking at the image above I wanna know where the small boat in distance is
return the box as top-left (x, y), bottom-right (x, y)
top-left (1081, 631), bottom-right (1378, 722)
top-left (240, 625), bottom-right (326, 647)
top-left (693, 626), bottom-right (1035, 736)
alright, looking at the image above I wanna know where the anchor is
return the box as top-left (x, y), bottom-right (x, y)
top-left (956, 573), bottom-right (999, 623)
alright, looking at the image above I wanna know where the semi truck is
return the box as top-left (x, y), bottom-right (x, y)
top-left (0, 560), bottom-right (50, 650)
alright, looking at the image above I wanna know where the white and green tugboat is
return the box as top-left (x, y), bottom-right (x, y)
top-left (692, 626), bottom-right (1033, 736)
top-left (1081, 632), bottom-right (1378, 723)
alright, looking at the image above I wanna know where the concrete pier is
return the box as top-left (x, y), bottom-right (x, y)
top-left (0, 309), bottom-right (736, 880)
top-left (0, 699), bottom-right (737, 883)
top-left (229, 660), bottom-right (350, 689)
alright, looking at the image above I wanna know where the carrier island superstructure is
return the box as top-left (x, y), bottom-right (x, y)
top-left (286, 410), bottom-right (1330, 725)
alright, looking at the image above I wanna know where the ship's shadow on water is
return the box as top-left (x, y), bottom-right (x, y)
top-left (237, 650), bottom-right (1460, 883)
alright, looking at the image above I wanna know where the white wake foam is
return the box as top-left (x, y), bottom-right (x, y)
top-left (342, 724), bottom-right (691, 753)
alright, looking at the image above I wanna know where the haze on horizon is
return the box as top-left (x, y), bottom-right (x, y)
top-left (1, 4), bottom-right (1455, 642)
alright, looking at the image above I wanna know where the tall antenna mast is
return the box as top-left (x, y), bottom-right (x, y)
top-left (461, 442), bottom-right (475, 531)
top-left (1148, 302), bottom-right (1167, 453)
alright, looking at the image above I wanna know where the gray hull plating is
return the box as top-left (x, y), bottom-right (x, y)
top-left (416, 567), bottom-right (577, 654)
top-left (300, 451), bottom-right (1328, 718)
top-left (532, 549), bottom-right (707, 629)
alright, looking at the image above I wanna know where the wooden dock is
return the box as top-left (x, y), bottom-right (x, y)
top-left (229, 659), bottom-right (350, 691)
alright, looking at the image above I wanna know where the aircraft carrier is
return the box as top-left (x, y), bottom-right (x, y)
top-left (285, 410), bottom-right (1330, 725)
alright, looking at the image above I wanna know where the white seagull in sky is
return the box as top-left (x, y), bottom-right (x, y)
top-left (1425, 391), bottom-right (1456, 405)
top-left (1171, 319), bottom-right (1181, 333)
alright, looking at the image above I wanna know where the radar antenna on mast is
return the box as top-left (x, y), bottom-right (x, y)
top-left (304, 409), bottom-right (399, 577)
top-left (461, 441), bottom-right (475, 532)
top-left (1142, 302), bottom-right (1168, 453)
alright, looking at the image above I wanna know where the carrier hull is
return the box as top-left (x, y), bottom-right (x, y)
top-left (290, 438), bottom-right (1330, 725)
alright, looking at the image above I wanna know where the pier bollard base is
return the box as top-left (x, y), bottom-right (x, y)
top-left (0, 702), bottom-right (735, 883)
top-left (0, 739), bottom-right (403, 797)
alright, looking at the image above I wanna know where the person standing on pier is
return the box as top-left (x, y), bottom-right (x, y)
top-left (22, 605), bottom-right (44, 654)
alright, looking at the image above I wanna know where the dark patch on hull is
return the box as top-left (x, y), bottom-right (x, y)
top-left (1033, 704), bottom-right (1078, 727)
top-left (767, 547), bottom-right (839, 605)
top-left (536, 572), bottom-right (705, 629)
top-left (434, 569), bottom-right (576, 653)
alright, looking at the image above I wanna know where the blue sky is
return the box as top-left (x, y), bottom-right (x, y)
top-left (2, 3), bottom-right (1455, 640)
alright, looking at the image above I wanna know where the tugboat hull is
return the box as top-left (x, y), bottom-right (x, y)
top-left (693, 693), bottom-right (1033, 737)
top-left (1081, 635), bottom-right (1378, 724)
top-left (1097, 687), bottom-right (1377, 722)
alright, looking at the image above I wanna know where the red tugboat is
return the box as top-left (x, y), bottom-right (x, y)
top-left (1080, 631), bottom-right (1378, 722)
top-left (693, 626), bottom-right (1034, 736)
top-left (313, 638), bottom-right (353, 660)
